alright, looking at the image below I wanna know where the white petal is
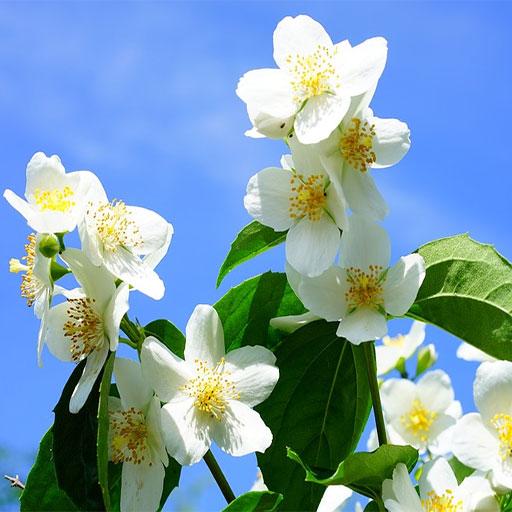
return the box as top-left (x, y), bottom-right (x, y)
top-left (419, 458), bottom-right (457, 502)
top-left (380, 378), bottom-right (417, 420)
top-left (140, 337), bottom-right (193, 403)
top-left (428, 414), bottom-right (458, 456)
top-left (286, 215), bottom-right (340, 277)
top-left (325, 177), bottom-right (348, 230)
top-left (340, 215), bottom-right (391, 270)
top-left (451, 413), bottom-right (500, 473)
top-left (185, 304), bottom-right (225, 365)
top-left (104, 283), bottom-right (130, 351)
top-left (336, 308), bottom-right (387, 344)
top-left (269, 311), bottom-right (320, 334)
top-left (342, 166), bottom-right (389, 220)
top-left (44, 302), bottom-right (75, 362)
top-left (120, 461), bottom-right (165, 512)
top-left (236, 68), bottom-right (296, 119)
top-left (224, 346), bottom-right (279, 407)
top-left (244, 167), bottom-right (294, 232)
top-left (114, 358), bottom-right (152, 410)
top-left (126, 206), bottom-right (172, 257)
top-left (25, 152), bottom-right (66, 196)
top-left (146, 396), bottom-right (168, 467)
top-left (3, 190), bottom-right (42, 230)
top-left (370, 116), bottom-right (411, 168)
top-left (401, 321), bottom-right (426, 359)
top-left (458, 475), bottom-right (499, 512)
top-left (384, 254), bottom-right (425, 316)
top-left (375, 345), bottom-right (401, 376)
top-left (36, 293), bottom-right (50, 367)
top-left (273, 15), bottom-right (333, 69)
top-left (79, 216), bottom-right (104, 266)
top-left (295, 265), bottom-right (348, 321)
top-left (416, 370), bottom-right (454, 413)
top-left (317, 485), bottom-right (352, 512)
top-left (474, 361), bottom-right (512, 422)
top-left (212, 400), bottom-right (272, 456)
top-left (69, 346), bottom-right (109, 413)
top-left (389, 463), bottom-right (422, 511)
top-left (338, 37), bottom-right (388, 96)
top-left (143, 222), bottom-right (173, 271)
top-left (294, 94), bottom-right (351, 144)
top-left (246, 105), bottom-right (294, 139)
top-left (456, 342), bottom-right (496, 363)
top-left (160, 400), bottom-right (212, 466)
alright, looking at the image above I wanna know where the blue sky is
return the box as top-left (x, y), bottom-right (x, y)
top-left (0, 1), bottom-right (510, 510)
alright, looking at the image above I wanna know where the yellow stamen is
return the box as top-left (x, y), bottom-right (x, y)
top-left (288, 174), bottom-right (326, 222)
top-left (401, 399), bottom-right (437, 442)
top-left (9, 258), bottom-right (28, 274)
top-left (421, 489), bottom-right (462, 511)
top-left (345, 265), bottom-right (384, 311)
top-left (340, 118), bottom-right (376, 172)
top-left (491, 413), bottom-right (512, 461)
top-left (33, 186), bottom-right (75, 212)
top-left (11, 234), bottom-right (44, 307)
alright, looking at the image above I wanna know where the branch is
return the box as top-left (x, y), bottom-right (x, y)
top-left (4, 474), bottom-right (25, 490)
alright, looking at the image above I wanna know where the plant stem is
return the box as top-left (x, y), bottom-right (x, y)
top-left (203, 450), bottom-right (236, 504)
top-left (363, 341), bottom-right (387, 446)
top-left (120, 315), bottom-right (144, 350)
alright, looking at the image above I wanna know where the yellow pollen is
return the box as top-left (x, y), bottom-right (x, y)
top-left (340, 118), bottom-right (377, 172)
top-left (383, 334), bottom-right (406, 348)
top-left (180, 358), bottom-right (240, 421)
top-left (401, 399), bottom-right (438, 442)
top-left (421, 489), bottom-right (462, 512)
top-left (288, 174), bottom-right (326, 222)
top-left (88, 200), bottom-right (142, 253)
top-left (63, 297), bottom-right (104, 361)
top-left (345, 265), bottom-right (384, 311)
top-left (286, 44), bottom-right (339, 102)
top-left (33, 186), bottom-right (75, 212)
top-left (11, 234), bottom-right (43, 307)
top-left (491, 413), bottom-right (512, 461)
top-left (109, 407), bottom-right (151, 465)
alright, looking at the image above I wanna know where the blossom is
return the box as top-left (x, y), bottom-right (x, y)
top-left (140, 304), bottom-right (279, 466)
top-left (3, 152), bottom-right (104, 234)
top-left (382, 459), bottom-right (498, 512)
top-left (286, 215), bottom-right (425, 344)
top-left (79, 195), bottom-right (173, 300)
top-left (456, 342), bottom-right (496, 363)
top-left (109, 358), bottom-right (168, 512)
top-left (375, 321), bottom-right (426, 376)
top-left (244, 148), bottom-right (347, 277)
top-left (43, 248), bottom-right (129, 413)
top-left (452, 361), bottom-right (512, 490)
top-left (380, 370), bottom-right (462, 455)
top-left (244, 106), bottom-right (294, 139)
top-left (317, 485), bottom-right (352, 512)
top-left (236, 15), bottom-right (387, 144)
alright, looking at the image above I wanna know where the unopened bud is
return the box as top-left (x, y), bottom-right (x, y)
top-left (415, 344), bottom-right (438, 377)
top-left (38, 234), bottom-right (60, 258)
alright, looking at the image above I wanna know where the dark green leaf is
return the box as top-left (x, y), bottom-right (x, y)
top-left (144, 319), bottom-right (185, 358)
top-left (53, 359), bottom-right (105, 511)
top-left (158, 459), bottom-right (182, 511)
top-left (256, 321), bottom-right (371, 511)
top-left (287, 444), bottom-right (418, 501)
top-left (20, 428), bottom-right (77, 511)
top-left (222, 491), bottom-right (283, 512)
top-left (448, 456), bottom-right (474, 484)
top-left (97, 353), bottom-right (115, 510)
top-left (364, 501), bottom-right (380, 512)
top-left (214, 271), bottom-right (306, 352)
top-left (408, 234), bottom-right (512, 360)
top-left (217, 221), bottom-right (286, 287)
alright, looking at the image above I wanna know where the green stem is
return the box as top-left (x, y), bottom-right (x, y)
top-left (363, 341), bottom-right (387, 446)
top-left (203, 450), bottom-right (236, 504)
top-left (119, 336), bottom-right (138, 349)
top-left (120, 315), bottom-right (144, 350)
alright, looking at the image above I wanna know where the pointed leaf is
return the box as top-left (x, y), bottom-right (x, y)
top-left (144, 319), bottom-right (185, 358)
top-left (222, 491), bottom-right (283, 512)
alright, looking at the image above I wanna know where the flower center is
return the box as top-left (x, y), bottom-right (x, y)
top-left (383, 334), bottom-right (406, 348)
top-left (109, 407), bottom-right (151, 465)
top-left (9, 234), bottom-right (44, 307)
top-left (421, 490), bottom-right (462, 512)
top-left (88, 200), bottom-right (142, 253)
top-left (401, 399), bottom-right (438, 442)
top-left (286, 45), bottom-right (339, 102)
top-left (345, 265), bottom-right (385, 311)
top-left (33, 186), bottom-right (76, 212)
top-left (340, 118), bottom-right (376, 172)
top-left (63, 297), bottom-right (104, 361)
top-left (288, 174), bottom-right (326, 222)
top-left (491, 413), bottom-right (512, 461)
top-left (180, 358), bottom-right (240, 420)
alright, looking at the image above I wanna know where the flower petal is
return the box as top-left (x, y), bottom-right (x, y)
top-left (387, 463), bottom-right (422, 511)
top-left (418, 458), bottom-right (457, 502)
top-left (146, 396), bottom-right (169, 467)
top-left (44, 302), bottom-right (75, 362)
top-left (270, 311), bottom-right (320, 334)
top-left (336, 308), bottom-right (387, 344)
top-left (114, 357), bottom-right (152, 411)
top-left (380, 378), bottom-right (417, 420)
top-left (25, 152), bottom-right (66, 196)
top-left (474, 361), bottom-right (512, 422)
top-left (375, 345), bottom-right (401, 376)
top-left (456, 342), bottom-right (495, 363)
top-left (458, 475), bottom-right (500, 512)
top-left (383, 254), bottom-right (425, 316)
top-left (246, 105), bottom-right (294, 139)
top-left (370, 116), bottom-right (411, 168)
top-left (317, 485), bottom-right (352, 512)
top-left (416, 370), bottom-right (454, 413)
top-left (104, 282), bottom-right (130, 351)
top-left (401, 321), bottom-right (426, 359)
top-left (120, 460), bottom-right (165, 512)
top-left (127, 206), bottom-right (172, 257)
top-left (185, 305), bottom-right (225, 365)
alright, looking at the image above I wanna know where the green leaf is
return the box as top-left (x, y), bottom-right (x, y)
top-left (408, 234), bottom-right (512, 360)
top-left (144, 319), bottom-right (186, 358)
top-left (287, 444), bottom-right (418, 501)
top-left (53, 359), bottom-right (105, 511)
top-left (448, 456), bottom-right (474, 484)
top-left (256, 320), bottom-right (371, 511)
top-left (221, 491), bottom-right (283, 512)
top-left (217, 221), bottom-right (286, 287)
top-left (20, 428), bottom-right (78, 511)
top-left (214, 271), bottom-right (306, 352)
top-left (97, 352), bottom-right (115, 510)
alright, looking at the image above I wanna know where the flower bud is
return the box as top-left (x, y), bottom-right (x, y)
top-left (37, 234), bottom-right (60, 258)
top-left (415, 344), bottom-right (438, 377)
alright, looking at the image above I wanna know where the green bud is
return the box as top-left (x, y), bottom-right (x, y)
top-left (38, 234), bottom-right (60, 258)
top-left (415, 344), bottom-right (438, 378)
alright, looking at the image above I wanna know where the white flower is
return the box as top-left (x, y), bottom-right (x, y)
top-left (140, 304), bottom-right (279, 466)
top-left (270, 311), bottom-right (320, 334)
top-left (286, 215), bottom-right (425, 344)
top-left (452, 361), bottom-right (512, 490)
top-left (317, 485), bottom-right (352, 512)
top-left (382, 459), bottom-right (498, 512)
top-left (236, 15), bottom-right (387, 144)
top-left (456, 343), bottom-right (496, 363)
top-left (244, 149), bottom-right (347, 277)
top-left (380, 370), bottom-right (462, 455)
top-left (3, 152), bottom-right (104, 234)
top-left (109, 358), bottom-right (168, 512)
top-left (79, 196), bottom-right (173, 300)
top-left (375, 321), bottom-right (426, 376)
top-left (43, 248), bottom-right (130, 413)
top-left (244, 106), bottom-right (294, 139)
